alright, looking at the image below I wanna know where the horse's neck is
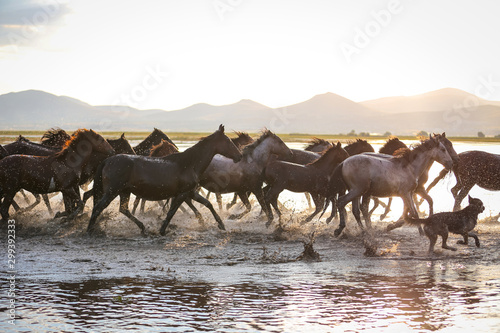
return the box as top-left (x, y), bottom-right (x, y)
top-left (182, 140), bottom-right (218, 176)
top-left (246, 140), bottom-right (273, 167)
top-left (406, 150), bottom-right (435, 177)
top-left (52, 142), bottom-right (94, 172)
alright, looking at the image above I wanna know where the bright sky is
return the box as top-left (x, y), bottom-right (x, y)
top-left (1, 0), bottom-right (499, 110)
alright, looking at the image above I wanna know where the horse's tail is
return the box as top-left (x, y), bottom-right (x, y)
top-left (92, 160), bottom-right (106, 206)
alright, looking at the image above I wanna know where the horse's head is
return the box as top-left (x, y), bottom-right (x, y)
top-left (214, 124), bottom-right (242, 163)
top-left (330, 142), bottom-right (349, 163)
top-left (107, 133), bottom-right (136, 155)
top-left (85, 129), bottom-right (116, 156)
top-left (305, 138), bottom-right (333, 153)
top-left (231, 131), bottom-right (254, 149)
top-left (433, 132), bottom-right (459, 165)
top-left (379, 137), bottom-right (407, 155)
top-left (150, 139), bottom-right (178, 157)
top-left (429, 135), bottom-right (453, 170)
top-left (266, 131), bottom-right (293, 160)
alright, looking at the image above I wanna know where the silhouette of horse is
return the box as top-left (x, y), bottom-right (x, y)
top-left (87, 125), bottom-right (242, 235)
top-left (344, 139), bottom-right (374, 155)
top-left (264, 142), bottom-right (349, 227)
top-left (426, 150), bottom-right (500, 211)
top-left (133, 128), bottom-right (177, 156)
top-left (304, 138), bottom-right (333, 153)
top-left (200, 130), bottom-right (292, 221)
top-left (326, 135), bottom-right (454, 236)
top-left (0, 129), bottom-right (115, 223)
top-left (40, 128), bottom-right (71, 147)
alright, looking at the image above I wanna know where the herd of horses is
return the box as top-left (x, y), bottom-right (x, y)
top-left (0, 125), bottom-right (499, 240)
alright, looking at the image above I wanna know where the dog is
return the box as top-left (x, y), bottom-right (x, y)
top-left (405, 196), bottom-right (485, 254)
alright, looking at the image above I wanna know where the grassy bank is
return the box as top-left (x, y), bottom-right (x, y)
top-left (1, 130), bottom-right (500, 144)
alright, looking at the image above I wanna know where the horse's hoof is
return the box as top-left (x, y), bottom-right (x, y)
top-left (457, 240), bottom-right (467, 245)
top-left (265, 221), bottom-right (272, 228)
top-left (334, 228), bottom-right (343, 237)
top-left (218, 223), bottom-right (226, 231)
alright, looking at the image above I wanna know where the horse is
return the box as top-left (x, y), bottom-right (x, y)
top-left (304, 138), bottom-right (333, 153)
top-left (208, 131), bottom-right (256, 211)
top-left (326, 135), bottom-right (454, 237)
top-left (87, 125), bottom-right (242, 235)
top-left (426, 150), bottom-right (500, 211)
top-left (0, 129), bottom-right (115, 223)
top-left (369, 137), bottom-right (409, 219)
top-left (264, 142), bottom-right (349, 227)
top-left (131, 139), bottom-right (180, 215)
top-left (133, 128), bottom-right (177, 156)
top-left (200, 130), bottom-right (292, 221)
top-left (40, 128), bottom-right (71, 147)
top-left (344, 138), bottom-right (374, 155)
top-left (3, 136), bottom-right (59, 156)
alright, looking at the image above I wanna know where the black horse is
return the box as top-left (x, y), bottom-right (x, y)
top-left (87, 125), bottom-right (242, 235)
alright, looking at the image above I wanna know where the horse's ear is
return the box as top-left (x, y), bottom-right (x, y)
top-left (218, 124), bottom-right (225, 133)
top-left (442, 132), bottom-right (446, 138)
top-left (336, 141), bottom-right (341, 148)
top-left (121, 133), bottom-right (125, 139)
top-left (468, 195), bottom-right (472, 203)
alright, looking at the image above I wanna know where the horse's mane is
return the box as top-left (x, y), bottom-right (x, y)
top-left (231, 131), bottom-right (253, 148)
top-left (53, 129), bottom-right (94, 158)
top-left (241, 129), bottom-right (274, 158)
top-left (344, 138), bottom-right (374, 154)
top-left (307, 143), bottom-right (346, 166)
top-left (304, 137), bottom-right (331, 151)
top-left (393, 138), bottom-right (437, 164)
top-left (40, 127), bottom-right (71, 147)
top-left (379, 137), bottom-right (408, 155)
top-left (345, 138), bottom-right (368, 146)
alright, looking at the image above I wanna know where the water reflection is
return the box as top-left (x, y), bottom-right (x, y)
top-left (6, 269), bottom-right (499, 332)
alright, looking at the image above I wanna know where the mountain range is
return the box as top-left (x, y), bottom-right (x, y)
top-left (1, 88), bottom-right (499, 136)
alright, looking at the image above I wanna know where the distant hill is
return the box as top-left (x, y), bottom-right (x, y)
top-left (0, 88), bottom-right (499, 136)
top-left (360, 88), bottom-right (500, 114)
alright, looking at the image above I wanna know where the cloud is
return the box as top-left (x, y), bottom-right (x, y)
top-left (0, 0), bottom-right (71, 48)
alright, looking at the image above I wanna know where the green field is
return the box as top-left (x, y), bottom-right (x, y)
top-left (1, 130), bottom-right (500, 144)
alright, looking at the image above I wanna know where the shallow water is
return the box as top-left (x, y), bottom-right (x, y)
top-left (1, 141), bottom-right (500, 332)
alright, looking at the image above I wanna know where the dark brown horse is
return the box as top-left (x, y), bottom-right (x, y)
top-left (0, 129), bottom-right (115, 223)
top-left (264, 142), bottom-right (349, 227)
top-left (133, 128), bottom-right (177, 156)
top-left (426, 150), bottom-right (500, 211)
top-left (87, 125), bottom-right (242, 235)
top-left (131, 139), bottom-right (180, 215)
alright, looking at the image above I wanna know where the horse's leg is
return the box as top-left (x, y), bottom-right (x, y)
top-left (19, 193), bottom-right (42, 212)
top-left (360, 194), bottom-right (372, 229)
top-left (326, 197), bottom-right (338, 224)
top-left (304, 192), bottom-right (313, 209)
top-left (335, 189), bottom-right (363, 237)
top-left (252, 187), bottom-right (273, 227)
top-left (140, 199), bottom-right (146, 214)
top-left (368, 197), bottom-right (379, 219)
top-left (160, 192), bottom-right (192, 235)
top-left (190, 191), bottom-right (225, 230)
top-left (183, 198), bottom-right (204, 223)
top-left (132, 196), bottom-right (140, 214)
top-left (65, 187), bottom-right (84, 220)
top-left (82, 188), bottom-right (93, 207)
top-left (380, 198), bottom-right (392, 221)
top-left (0, 192), bottom-right (16, 223)
top-left (42, 194), bottom-right (53, 215)
top-left (229, 191), bottom-right (252, 220)
top-left (11, 200), bottom-right (20, 212)
top-left (87, 191), bottom-right (119, 234)
top-left (415, 186), bottom-right (433, 216)
top-left (216, 193), bottom-right (223, 211)
top-left (453, 183), bottom-right (474, 212)
top-left (351, 197), bottom-right (364, 229)
top-left (226, 193), bottom-right (238, 210)
top-left (20, 189), bottom-right (30, 204)
top-left (304, 194), bottom-right (325, 222)
top-left (118, 192), bottom-right (146, 234)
